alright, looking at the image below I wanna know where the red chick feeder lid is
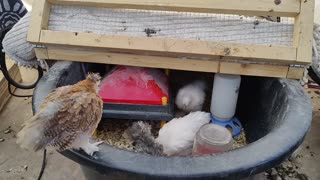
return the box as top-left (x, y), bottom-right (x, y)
top-left (98, 66), bottom-right (169, 105)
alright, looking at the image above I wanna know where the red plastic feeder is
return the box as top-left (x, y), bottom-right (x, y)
top-left (97, 66), bottom-right (173, 121)
top-left (99, 65), bottom-right (169, 105)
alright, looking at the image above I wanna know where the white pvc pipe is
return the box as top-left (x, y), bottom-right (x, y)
top-left (210, 73), bottom-right (241, 121)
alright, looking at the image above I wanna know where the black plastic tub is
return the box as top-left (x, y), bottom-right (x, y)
top-left (32, 61), bottom-right (312, 180)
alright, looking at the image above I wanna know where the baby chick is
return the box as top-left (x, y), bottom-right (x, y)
top-left (127, 111), bottom-right (210, 156)
top-left (16, 73), bottom-right (103, 156)
top-left (156, 111), bottom-right (210, 156)
top-left (175, 80), bottom-right (206, 112)
top-left (125, 121), bottom-right (164, 156)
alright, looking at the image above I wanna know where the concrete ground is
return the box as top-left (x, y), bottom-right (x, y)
top-left (0, 66), bottom-right (320, 180)
top-left (0, 68), bottom-right (85, 180)
top-left (287, 89), bottom-right (320, 180)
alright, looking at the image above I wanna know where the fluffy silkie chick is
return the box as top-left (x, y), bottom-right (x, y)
top-left (175, 80), bottom-right (206, 112)
top-left (156, 111), bottom-right (210, 156)
top-left (125, 121), bottom-right (164, 156)
top-left (127, 111), bottom-right (210, 156)
top-left (16, 73), bottom-right (103, 156)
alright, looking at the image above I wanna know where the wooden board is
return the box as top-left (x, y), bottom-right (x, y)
top-left (293, 0), bottom-right (315, 63)
top-left (35, 47), bottom-right (220, 73)
top-left (219, 62), bottom-right (289, 78)
top-left (35, 47), bottom-right (291, 78)
top-left (0, 58), bottom-right (22, 112)
top-left (38, 30), bottom-right (297, 63)
top-left (48, 0), bottom-right (300, 17)
top-left (27, 0), bottom-right (51, 43)
top-left (286, 66), bottom-right (305, 79)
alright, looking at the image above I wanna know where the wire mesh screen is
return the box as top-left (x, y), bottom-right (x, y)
top-left (48, 5), bottom-right (294, 47)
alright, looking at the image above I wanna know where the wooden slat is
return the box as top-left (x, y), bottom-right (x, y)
top-left (34, 48), bottom-right (49, 59)
top-left (34, 47), bottom-right (290, 78)
top-left (39, 30), bottom-right (297, 63)
top-left (42, 48), bottom-right (220, 73)
top-left (48, 0), bottom-right (300, 17)
top-left (293, 0), bottom-right (315, 63)
top-left (27, 0), bottom-right (51, 43)
top-left (35, 48), bottom-right (48, 59)
top-left (286, 66), bottom-right (304, 79)
top-left (219, 62), bottom-right (289, 78)
top-left (0, 58), bottom-right (22, 112)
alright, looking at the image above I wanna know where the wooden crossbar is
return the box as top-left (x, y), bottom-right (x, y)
top-left (35, 47), bottom-right (291, 78)
top-left (47, 0), bottom-right (301, 17)
top-left (37, 30), bottom-right (297, 63)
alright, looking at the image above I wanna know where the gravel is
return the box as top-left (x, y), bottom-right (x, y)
top-left (264, 156), bottom-right (310, 180)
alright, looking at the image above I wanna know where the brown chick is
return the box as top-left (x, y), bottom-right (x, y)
top-left (16, 73), bottom-right (103, 156)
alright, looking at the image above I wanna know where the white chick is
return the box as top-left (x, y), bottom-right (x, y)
top-left (156, 111), bottom-right (210, 156)
top-left (175, 80), bottom-right (206, 112)
top-left (126, 112), bottom-right (210, 156)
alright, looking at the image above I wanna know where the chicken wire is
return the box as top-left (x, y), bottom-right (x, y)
top-left (48, 5), bottom-right (294, 47)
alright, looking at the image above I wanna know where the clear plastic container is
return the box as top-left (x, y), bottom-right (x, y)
top-left (192, 124), bottom-right (233, 155)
